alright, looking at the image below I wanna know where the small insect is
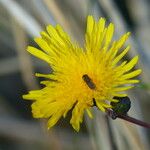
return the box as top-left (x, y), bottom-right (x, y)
top-left (111, 96), bottom-right (131, 116)
top-left (82, 74), bottom-right (96, 90)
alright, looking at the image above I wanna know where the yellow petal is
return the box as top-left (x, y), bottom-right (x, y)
top-left (104, 23), bottom-right (114, 48)
top-left (27, 46), bottom-right (51, 63)
top-left (122, 56), bottom-right (139, 73)
top-left (113, 86), bottom-right (134, 92)
top-left (86, 15), bottom-right (94, 36)
top-left (110, 32), bottom-right (130, 60)
top-left (112, 46), bottom-right (130, 66)
top-left (121, 69), bottom-right (141, 80)
top-left (117, 79), bottom-right (140, 84)
top-left (95, 100), bottom-right (105, 112)
top-left (34, 38), bottom-right (50, 53)
top-left (116, 32), bottom-right (130, 50)
top-left (70, 103), bottom-right (85, 132)
top-left (86, 108), bottom-right (93, 118)
top-left (47, 111), bottom-right (63, 129)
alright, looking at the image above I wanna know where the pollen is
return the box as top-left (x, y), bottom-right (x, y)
top-left (23, 15), bottom-right (141, 131)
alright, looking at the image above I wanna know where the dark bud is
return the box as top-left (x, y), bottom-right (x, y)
top-left (111, 96), bottom-right (131, 115)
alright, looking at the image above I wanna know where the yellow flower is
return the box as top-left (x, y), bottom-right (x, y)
top-left (23, 16), bottom-right (141, 131)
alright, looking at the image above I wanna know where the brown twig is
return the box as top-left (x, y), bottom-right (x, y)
top-left (107, 109), bottom-right (150, 128)
top-left (117, 115), bottom-right (150, 128)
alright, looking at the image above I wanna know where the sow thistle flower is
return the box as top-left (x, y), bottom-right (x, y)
top-left (23, 16), bottom-right (141, 131)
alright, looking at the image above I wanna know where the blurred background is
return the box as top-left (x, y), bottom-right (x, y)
top-left (0, 0), bottom-right (150, 150)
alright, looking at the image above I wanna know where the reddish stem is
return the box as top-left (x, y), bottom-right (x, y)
top-left (117, 115), bottom-right (150, 128)
top-left (107, 109), bottom-right (150, 128)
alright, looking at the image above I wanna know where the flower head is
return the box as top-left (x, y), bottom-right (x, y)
top-left (23, 16), bottom-right (141, 131)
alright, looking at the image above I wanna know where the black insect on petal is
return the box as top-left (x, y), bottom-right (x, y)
top-left (111, 96), bottom-right (131, 115)
top-left (82, 74), bottom-right (96, 90)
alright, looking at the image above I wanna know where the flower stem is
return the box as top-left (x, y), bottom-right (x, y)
top-left (117, 115), bottom-right (150, 128)
top-left (106, 109), bottom-right (150, 128)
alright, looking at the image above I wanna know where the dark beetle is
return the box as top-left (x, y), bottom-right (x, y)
top-left (82, 74), bottom-right (96, 90)
top-left (111, 96), bottom-right (131, 115)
